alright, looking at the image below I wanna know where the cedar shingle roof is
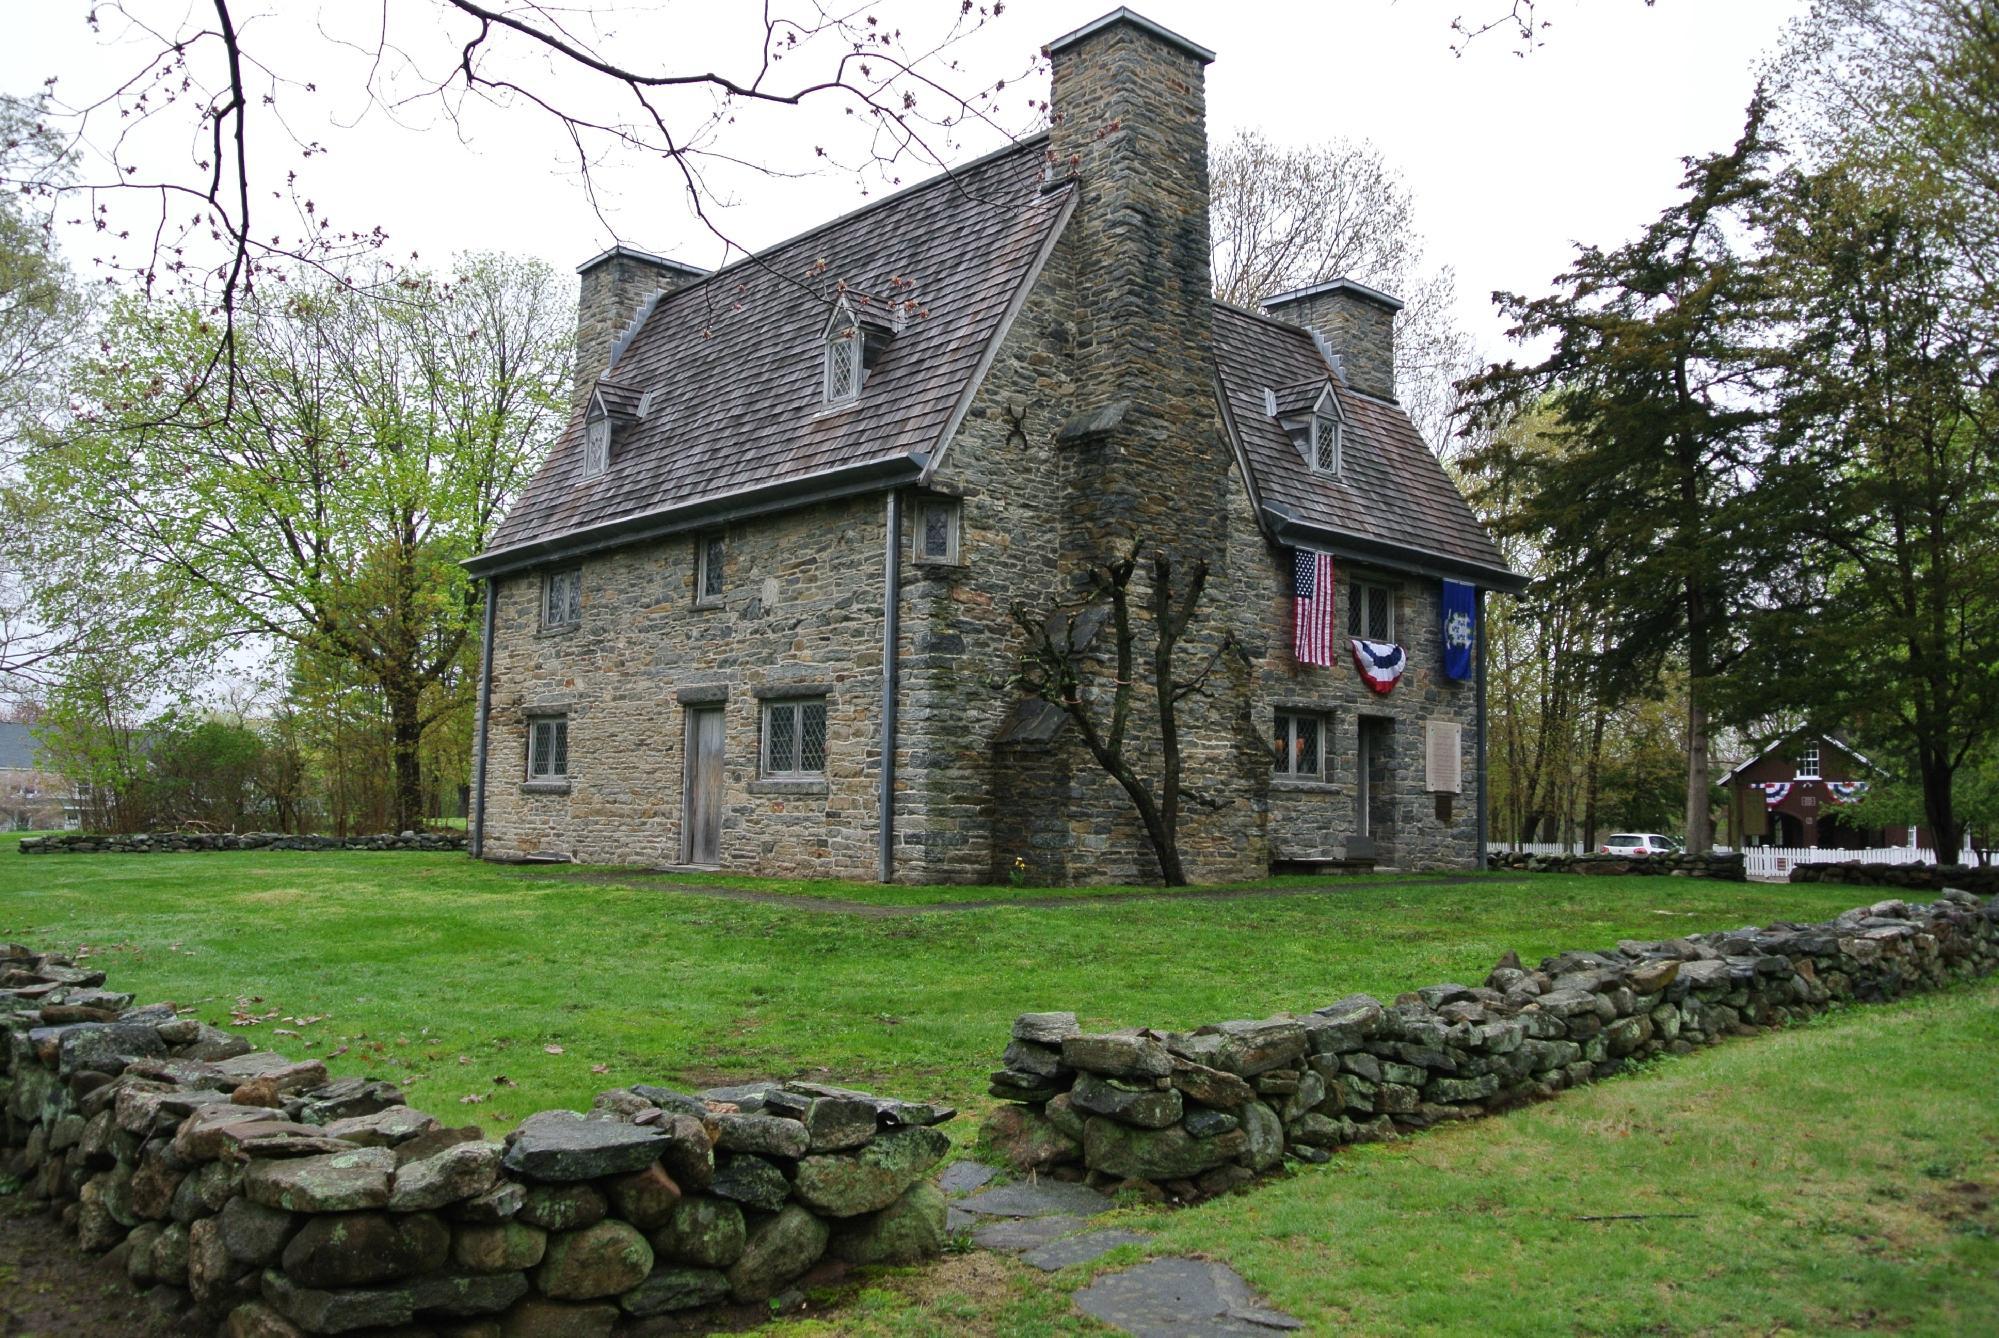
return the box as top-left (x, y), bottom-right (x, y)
top-left (1213, 303), bottom-right (1516, 588)
top-left (477, 136), bottom-right (1070, 570)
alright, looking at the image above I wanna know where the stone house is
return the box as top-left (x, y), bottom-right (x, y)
top-left (0, 721), bottom-right (74, 831)
top-left (466, 8), bottom-right (1522, 883)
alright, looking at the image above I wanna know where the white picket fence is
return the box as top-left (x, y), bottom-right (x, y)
top-left (1501, 839), bottom-right (1980, 878)
top-left (1735, 844), bottom-right (1980, 878)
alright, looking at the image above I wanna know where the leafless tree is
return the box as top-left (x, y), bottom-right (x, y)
top-left (1010, 547), bottom-right (1238, 887)
top-left (1211, 129), bottom-right (1481, 455)
top-left (7, 2), bottom-right (1036, 412)
top-left (1450, 1), bottom-right (1659, 57)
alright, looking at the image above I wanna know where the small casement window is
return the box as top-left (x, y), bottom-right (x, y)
top-left (762, 698), bottom-right (828, 778)
top-left (1311, 409), bottom-right (1341, 475)
top-left (541, 568), bottom-right (582, 630)
top-left (1797, 743), bottom-right (1820, 779)
top-left (824, 321), bottom-right (862, 405)
top-left (527, 716), bottom-right (569, 780)
top-left (583, 411), bottom-right (612, 478)
top-left (1347, 579), bottom-right (1394, 642)
top-left (915, 496), bottom-right (962, 564)
top-left (1274, 711), bottom-right (1325, 779)
top-left (697, 533), bottom-right (726, 604)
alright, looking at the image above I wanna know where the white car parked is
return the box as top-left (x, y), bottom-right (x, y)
top-left (1600, 833), bottom-right (1683, 857)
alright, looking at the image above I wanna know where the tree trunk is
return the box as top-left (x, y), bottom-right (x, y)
top-left (1684, 686), bottom-right (1711, 852)
top-left (1918, 744), bottom-right (1963, 863)
top-left (387, 682), bottom-right (425, 833)
top-left (1582, 701), bottom-right (1608, 850)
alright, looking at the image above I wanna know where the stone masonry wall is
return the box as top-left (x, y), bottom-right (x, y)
top-left (1221, 472), bottom-right (1481, 871)
top-left (480, 492), bottom-right (891, 878)
top-left (982, 888), bottom-right (1999, 1200)
top-left (1487, 850), bottom-right (1748, 880)
top-left (1, 944), bottom-right (955, 1336)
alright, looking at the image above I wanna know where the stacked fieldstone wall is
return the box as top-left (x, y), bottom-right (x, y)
top-left (1485, 850), bottom-right (1746, 879)
top-left (982, 889), bottom-right (1999, 1199)
top-left (19, 832), bottom-right (469, 856)
top-left (1789, 859), bottom-right (1999, 896)
top-left (1, 945), bottom-right (953, 1337)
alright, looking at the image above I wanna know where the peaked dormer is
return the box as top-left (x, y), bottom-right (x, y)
top-left (1265, 380), bottom-right (1345, 476)
top-left (821, 297), bottom-right (898, 406)
top-left (581, 379), bottom-right (642, 479)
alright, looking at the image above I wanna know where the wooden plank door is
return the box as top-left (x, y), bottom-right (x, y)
top-left (684, 707), bottom-right (724, 866)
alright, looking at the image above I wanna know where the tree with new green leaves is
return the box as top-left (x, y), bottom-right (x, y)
top-left (1459, 97), bottom-right (1780, 853)
top-left (1731, 161), bottom-right (1999, 860)
top-left (16, 253), bottom-right (571, 831)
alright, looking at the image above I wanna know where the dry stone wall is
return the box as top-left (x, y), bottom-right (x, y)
top-left (1, 945), bottom-right (954, 1336)
top-left (1788, 859), bottom-right (1999, 896)
top-left (19, 833), bottom-right (468, 856)
top-left (1485, 850), bottom-right (1746, 880)
top-left (981, 888), bottom-right (1999, 1198)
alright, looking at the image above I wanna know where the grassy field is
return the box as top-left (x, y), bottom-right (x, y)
top-left (0, 834), bottom-right (1873, 1129)
top-left (4, 836), bottom-right (1993, 1334)
top-left (780, 978), bottom-right (1999, 1337)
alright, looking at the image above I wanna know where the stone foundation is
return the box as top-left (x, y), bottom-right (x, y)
top-left (1, 946), bottom-right (953, 1335)
top-left (982, 888), bottom-right (1999, 1198)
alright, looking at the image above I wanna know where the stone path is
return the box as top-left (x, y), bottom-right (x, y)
top-left (504, 867), bottom-right (1487, 917)
top-left (942, 1165), bottom-right (1303, 1334)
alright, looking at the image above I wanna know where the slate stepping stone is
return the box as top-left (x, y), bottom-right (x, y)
top-left (1072, 1258), bottom-right (1304, 1336)
top-left (945, 1205), bottom-right (979, 1235)
top-left (936, 1160), bottom-right (999, 1196)
top-left (1021, 1228), bottom-right (1150, 1272)
top-left (958, 1180), bottom-right (1114, 1219)
top-left (970, 1213), bottom-right (1095, 1253)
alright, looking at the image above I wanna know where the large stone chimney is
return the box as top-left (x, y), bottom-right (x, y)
top-left (574, 245), bottom-right (706, 410)
top-left (1046, 8), bottom-right (1223, 563)
top-left (1262, 277), bottom-right (1402, 402)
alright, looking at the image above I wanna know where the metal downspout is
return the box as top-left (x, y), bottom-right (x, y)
top-left (1475, 587), bottom-right (1488, 870)
top-left (470, 579), bottom-right (497, 858)
top-left (878, 492), bottom-right (902, 882)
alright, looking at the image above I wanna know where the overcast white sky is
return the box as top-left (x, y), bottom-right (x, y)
top-left (9, 0), bottom-right (1809, 359)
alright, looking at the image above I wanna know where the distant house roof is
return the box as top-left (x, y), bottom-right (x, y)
top-left (1213, 304), bottom-right (1519, 590)
top-left (0, 721), bottom-right (45, 772)
top-left (471, 135), bottom-right (1074, 576)
top-left (1718, 732), bottom-right (1881, 787)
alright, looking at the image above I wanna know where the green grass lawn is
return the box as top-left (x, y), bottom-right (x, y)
top-left (4, 836), bottom-right (1992, 1334)
top-left (0, 835), bottom-right (1874, 1129)
top-left (782, 978), bottom-right (1999, 1337)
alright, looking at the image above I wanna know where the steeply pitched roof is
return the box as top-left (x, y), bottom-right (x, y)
top-left (0, 721), bottom-right (45, 772)
top-left (1213, 304), bottom-right (1519, 590)
top-left (1718, 732), bottom-right (1881, 787)
top-left (474, 136), bottom-right (1072, 573)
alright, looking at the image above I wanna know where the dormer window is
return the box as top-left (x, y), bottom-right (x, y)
top-left (821, 298), bottom-right (896, 407)
top-left (1270, 380), bottom-right (1346, 476)
top-left (581, 380), bottom-right (640, 480)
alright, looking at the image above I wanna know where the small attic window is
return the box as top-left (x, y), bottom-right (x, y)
top-left (583, 408), bottom-right (612, 478)
top-left (821, 298), bottom-right (896, 407)
top-left (824, 319), bottom-right (862, 405)
top-left (1311, 408), bottom-right (1341, 475)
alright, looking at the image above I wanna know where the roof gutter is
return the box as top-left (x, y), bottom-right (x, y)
top-left (1262, 504), bottom-right (1530, 595)
top-left (464, 455), bottom-right (926, 579)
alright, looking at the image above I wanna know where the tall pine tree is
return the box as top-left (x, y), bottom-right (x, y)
top-left (1460, 98), bottom-right (1779, 851)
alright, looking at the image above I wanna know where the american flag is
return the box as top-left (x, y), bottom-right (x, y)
top-left (1292, 549), bottom-right (1337, 666)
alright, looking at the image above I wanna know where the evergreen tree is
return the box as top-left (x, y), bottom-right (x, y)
top-left (1460, 98), bottom-right (1780, 851)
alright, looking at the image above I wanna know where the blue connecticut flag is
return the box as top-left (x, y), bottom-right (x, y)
top-left (1440, 580), bottom-right (1477, 681)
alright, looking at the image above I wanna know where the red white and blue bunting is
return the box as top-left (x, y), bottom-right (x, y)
top-left (1350, 639), bottom-right (1406, 695)
top-left (1827, 780), bottom-right (1870, 804)
top-left (1758, 781), bottom-right (1793, 807)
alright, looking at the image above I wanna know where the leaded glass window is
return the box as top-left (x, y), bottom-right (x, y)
top-left (763, 699), bottom-right (828, 778)
top-left (1274, 712), bottom-right (1324, 778)
top-left (528, 716), bottom-right (569, 780)
top-left (1347, 580), bottom-right (1394, 642)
